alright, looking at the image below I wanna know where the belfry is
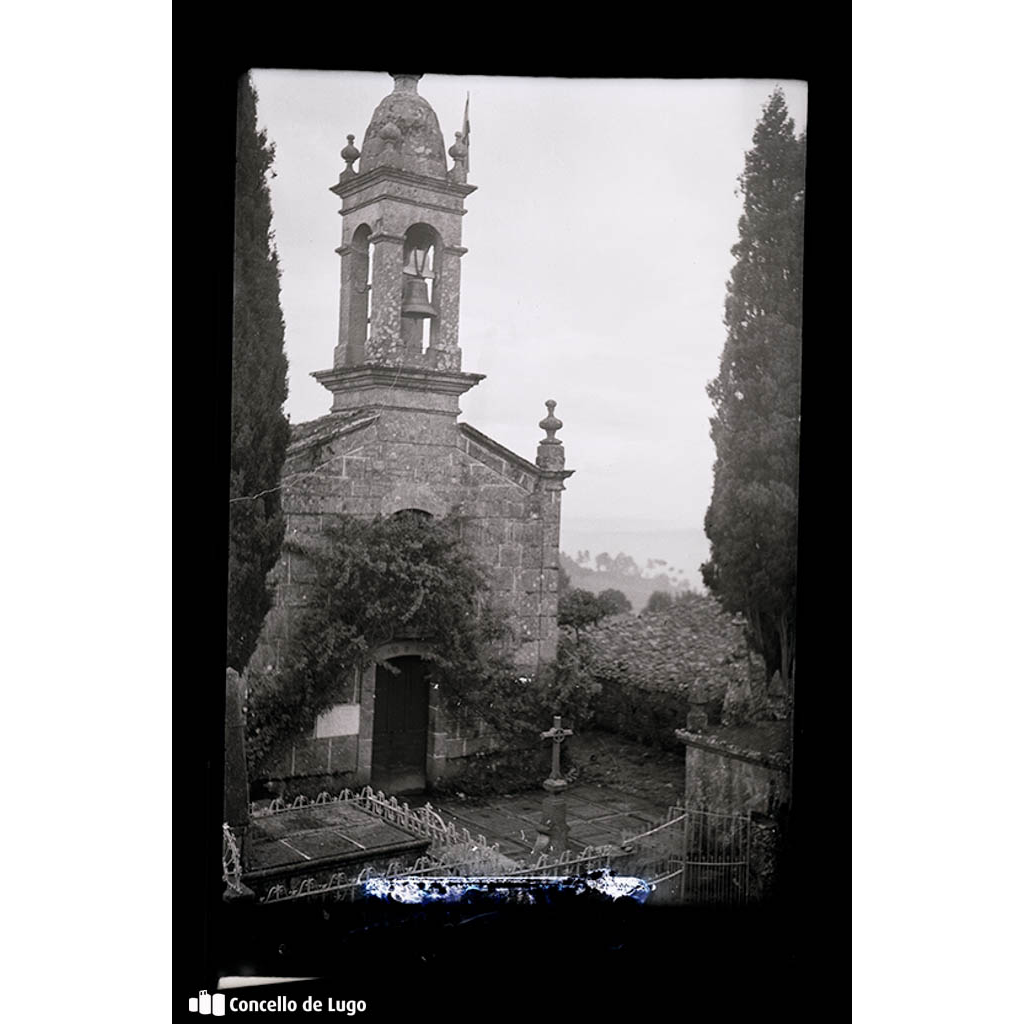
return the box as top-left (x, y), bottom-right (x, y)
top-left (250, 73), bottom-right (572, 794)
top-left (321, 72), bottom-right (473, 384)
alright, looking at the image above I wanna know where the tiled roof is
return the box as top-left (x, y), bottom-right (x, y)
top-left (287, 411), bottom-right (377, 455)
top-left (582, 594), bottom-right (763, 699)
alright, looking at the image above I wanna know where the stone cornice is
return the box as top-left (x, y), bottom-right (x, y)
top-left (339, 193), bottom-right (470, 220)
top-left (311, 364), bottom-right (485, 398)
top-left (538, 468), bottom-right (575, 482)
top-left (674, 728), bottom-right (791, 770)
top-left (330, 165), bottom-right (476, 200)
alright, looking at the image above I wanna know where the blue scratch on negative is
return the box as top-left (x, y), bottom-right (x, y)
top-left (364, 869), bottom-right (651, 904)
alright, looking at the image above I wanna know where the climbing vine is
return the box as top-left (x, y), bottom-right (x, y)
top-left (246, 514), bottom-right (544, 774)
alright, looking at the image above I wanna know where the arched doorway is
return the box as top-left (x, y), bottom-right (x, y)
top-left (370, 655), bottom-right (430, 793)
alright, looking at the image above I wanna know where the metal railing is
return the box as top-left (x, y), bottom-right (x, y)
top-left (235, 788), bottom-right (764, 906)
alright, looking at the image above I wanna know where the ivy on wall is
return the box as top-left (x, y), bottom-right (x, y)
top-left (246, 514), bottom-right (546, 773)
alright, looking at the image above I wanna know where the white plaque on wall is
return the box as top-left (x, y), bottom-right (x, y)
top-left (313, 703), bottom-right (360, 738)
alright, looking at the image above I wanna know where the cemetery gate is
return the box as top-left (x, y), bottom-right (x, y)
top-left (616, 806), bottom-right (758, 905)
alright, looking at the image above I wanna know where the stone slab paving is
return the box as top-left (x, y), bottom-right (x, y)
top-left (247, 802), bottom-right (430, 878)
top-left (425, 782), bottom-right (672, 863)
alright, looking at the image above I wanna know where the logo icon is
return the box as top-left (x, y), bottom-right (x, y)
top-left (188, 990), bottom-right (226, 1016)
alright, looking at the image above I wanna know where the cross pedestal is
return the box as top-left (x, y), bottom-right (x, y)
top-left (534, 715), bottom-right (573, 857)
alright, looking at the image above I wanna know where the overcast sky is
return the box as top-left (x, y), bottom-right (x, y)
top-left (250, 71), bottom-right (807, 557)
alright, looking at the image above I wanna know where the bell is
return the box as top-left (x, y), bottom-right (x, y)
top-left (401, 274), bottom-right (437, 319)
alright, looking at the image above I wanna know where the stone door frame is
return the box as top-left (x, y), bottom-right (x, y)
top-left (355, 640), bottom-right (448, 788)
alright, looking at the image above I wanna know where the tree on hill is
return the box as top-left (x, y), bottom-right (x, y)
top-left (701, 87), bottom-right (805, 687)
top-left (597, 589), bottom-right (632, 617)
top-left (645, 591), bottom-right (675, 614)
top-left (228, 74), bottom-right (291, 673)
top-left (558, 588), bottom-right (607, 641)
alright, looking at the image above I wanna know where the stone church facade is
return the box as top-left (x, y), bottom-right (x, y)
top-left (250, 73), bottom-right (572, 794)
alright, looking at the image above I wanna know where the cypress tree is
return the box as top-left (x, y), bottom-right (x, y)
top-left (701, 88), bottom-right (805, 687)
top-left (228, 74), bottom-right (290, 672)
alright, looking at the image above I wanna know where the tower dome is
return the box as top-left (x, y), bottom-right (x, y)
top-left (359, 74), bottom-right (448, 179)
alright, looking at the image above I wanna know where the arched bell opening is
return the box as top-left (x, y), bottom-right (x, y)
top-left (345, 223), bottom-right (372, 365)
top-left (400, 223), bottom-right (440, 356)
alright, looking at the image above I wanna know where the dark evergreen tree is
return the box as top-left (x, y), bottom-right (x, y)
top-left (228, 74), bottom-right (290, 672)
top-left (701, 88), bottom-right (805, 686)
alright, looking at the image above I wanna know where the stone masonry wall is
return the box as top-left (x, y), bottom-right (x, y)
top-left (251, 412), bottom-right (559, 676)
top-left (249, 407), bottom-right (565, 787)
top-left (684, 746), bottom-right (790, 817)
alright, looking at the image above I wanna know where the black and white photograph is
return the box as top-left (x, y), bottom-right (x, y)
top-left (212, 67), bottom-right (811, 1002)
top-left (20, 12), bottom-right (1024, 1021)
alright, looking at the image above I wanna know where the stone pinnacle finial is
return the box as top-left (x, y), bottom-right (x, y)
top-left (536, 400), bottom-right (565, 471)
top-left (448, 130), bottom-right (469, 184)
top-left (539, 399), bottom-right (563, 444)
top-left (340, 134), bottom-right (361, 177)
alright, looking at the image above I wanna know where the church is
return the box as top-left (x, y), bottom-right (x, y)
top-left (249, 73), bottom-right (573, 794)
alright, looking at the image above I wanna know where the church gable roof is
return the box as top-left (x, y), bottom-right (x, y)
top-left (459, 422), bottom-right (541, 490)
top-left (287, 411), bottom-right (379, 458)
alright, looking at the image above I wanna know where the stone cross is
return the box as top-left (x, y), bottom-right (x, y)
top-left (541, 714), bottom-right (573, 783)
top-left (534, 715), bottom-right (574, 857)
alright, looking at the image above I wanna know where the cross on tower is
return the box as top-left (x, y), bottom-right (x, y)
top-left (540, 714), bottom-right (573, 783)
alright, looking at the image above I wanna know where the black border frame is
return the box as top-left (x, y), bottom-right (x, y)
top-left (175, 25), bottom-right (851, 1016)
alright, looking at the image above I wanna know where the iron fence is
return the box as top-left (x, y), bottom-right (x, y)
top-left (597, 805), bottom-right (754, 904)
top-left (229, 788), bottom-right (767, 907)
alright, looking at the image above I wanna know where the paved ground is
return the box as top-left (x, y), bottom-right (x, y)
top-left (245, 731), bottom-right (688, 872)
top-left (418, 783), bottom-right (673, 862)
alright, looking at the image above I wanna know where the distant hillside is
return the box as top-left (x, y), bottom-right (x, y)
top-left (560, 552), bottom-right (688, 613)
top-left (559, 523), bottom-right (710, 596)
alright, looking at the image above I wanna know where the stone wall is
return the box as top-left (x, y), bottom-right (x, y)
top-left (591, 677), bottom-right (704, 750)
top-left (263, 718), bottom-right (520, 799)
top-left (248, 405), bottom-right (567, 788)
top-left (572, 595), bottom-right (767, 747)
top-left (251, 412), bottom-right (562, 678)
top-left (681, 741), bottom-right (790, 817)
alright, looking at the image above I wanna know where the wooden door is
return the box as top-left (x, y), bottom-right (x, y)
top-left (371, 656), bottom-right (429, 793)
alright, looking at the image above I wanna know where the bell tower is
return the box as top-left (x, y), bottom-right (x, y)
top-left (313, 73), bottom-right (482, 415)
